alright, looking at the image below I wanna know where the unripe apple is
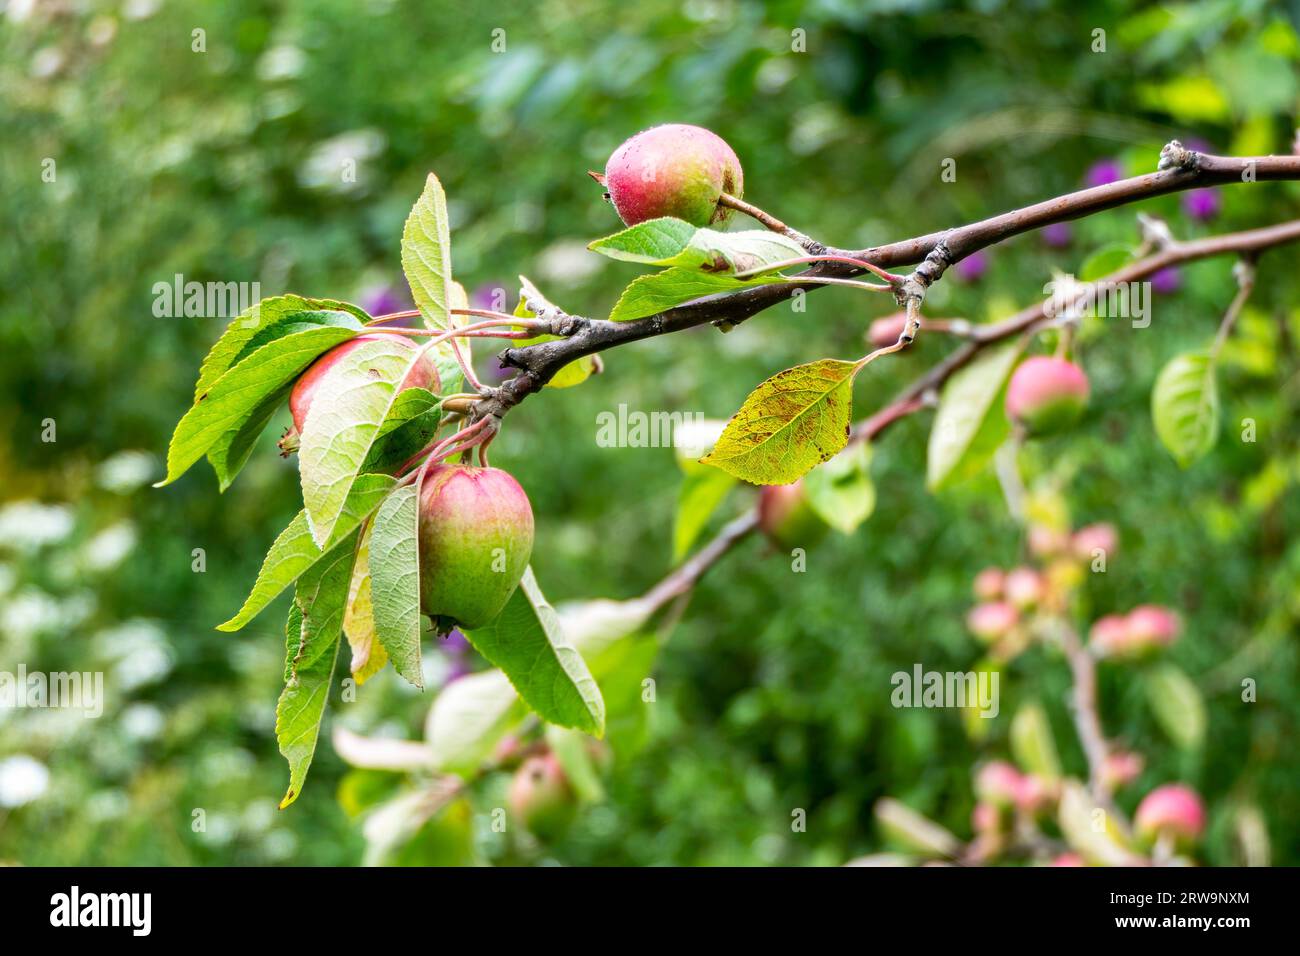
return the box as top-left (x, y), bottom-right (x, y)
top-left (972, 567), bottom-right (1005, 601)
top-left (1135, 784), bottom-right (1205, 846)
top-left (1003, 567), bottom-right (1044, 609)
top-left (1049, 852), bottom-right (1086, 867)
top-left (280, 333), bottom-right (439, 455)
top-left (418, 464), bottom-right (534, 632)
top-left (603, 124), bottom-right (743, 228)
top-left (1004, 356), bottom-right (1090, 435)
top-left (1101, 750), bottom-right (1144, 791)
top-left (971, 800), bottom-right (1001, 835)
top-left (974, 760), bottom-right (1023, 807)
top-left (1014, 774), bottom-right (1056, 815)
top-left (1027, 524), bottom-right (1069, 558)
top-left (757, 480), bottom-right (829, 551)
top-left (1071, 522), bottom-right (1118, 563)
top-left (1125, 604), bottom-right (1181, 648)
top-left (966, 602), bottom-right (1018, 643)
top-left (290, 333), bottom-right (438, 434)
top-left (508, 753), bottom-right (575, 840)
top-left (1088, 614), bottom-right (1131, 657)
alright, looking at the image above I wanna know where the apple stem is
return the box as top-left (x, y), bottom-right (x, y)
top-left (396, 416), bottom-right (493, 481)
top-left (735, 254), bottom-right (905, 287)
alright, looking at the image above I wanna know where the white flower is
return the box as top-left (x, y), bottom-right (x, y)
top-left (0, 501), bottom-right (74, 551)
top-left (0, 755), bottom-right (50, 808)
top-left (82, 522), bottom-right (137, 572)
top-left (95, 451), bottom-right (156, 494)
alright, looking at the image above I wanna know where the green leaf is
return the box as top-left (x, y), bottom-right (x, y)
top-left (1057, 779), bottom-right (1137, 866)
top-left (276, 532), bottom-right (357, 809)
top-left (205, 310), bottom-right (367, 492)
top-left (158, 325), bottom-right (362, 487)
top-left (425, 670), bottom-right (528, 776)
top-left (362, 792), bottom-right (478, 867)
top-left (802, 443), bottom-right (875, 534)
top-left (926, 343), bottom-right (1021, 490)
top-left (582, 628), bottom-right (658, 758)
top-left (1009, 701), bottom-right (1062, 782)
top-left (218, 474), bottom-right (396, 632)
top-left (609, 268), bottom-right (786, 323)
top-left (206, 388), bottom-right (287, 492)
top-left (875, 798), bottom-right (962, 858)
top-left (298, 337), bottom-right (427, 546)
top-left (225, 310), bottom-right (365, 370)
top-left (193, 295), bottom-right (368, 403)
top-left (1079, 244), bottom-right (1137, 283)
top-left (545, 726), bottom-right (605, 803)
top-left (590, 217), bottom-right (805, 274)
top-left (361, 388), bottom-right (442, 475)
top-left (465, 567), bottom-right (605, 736)
top-left (702, 359), bottom-right (859, 485)
top-left (402, 172), bottom-right (455, 332)
top-left (588, 217), bottom-right (697, 262)
top-left (673, 466), bottom-right (736, 560)
top-left (511, 275), bottom-right (597, 388)
top-left (368, 484), bottom-right (424, 689)
top-left (1152, 350), bottom-right (1219, 467)
top-left (1146, 663), bottom-right (1207, 750)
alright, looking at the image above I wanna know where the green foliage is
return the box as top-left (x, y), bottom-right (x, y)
top-left (802, 443), bottom-right (876, 534)
top-left (590, 217), bottom-right (806, 273)
top-left (609, 269), bottom-right (786, 322)
top-left (160, 321), bottom-right (362, 488)
top-left (4, 0), bottom-right (1299, 868)
top-left (1151, 350), bottom-right (1221, 467)
top-left (465, 568), bottom-right (605, 737)
top-left (927, 343), bottom-right (1020, 490)
top-left (367, 485), bottom-right (424, 689)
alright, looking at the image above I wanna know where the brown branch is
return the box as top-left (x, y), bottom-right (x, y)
top-left (639, 510), bottom-right (760, 613)
top-left (474, 144), bottom-right (1300, 424)
top-left (1057, 622), bottom-right (1113, 804)
top-left (853, 217), bottom-right (1300, 444)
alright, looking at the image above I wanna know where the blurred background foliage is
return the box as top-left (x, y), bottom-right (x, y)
top-left (1, 0), bottom-right (1298, 865)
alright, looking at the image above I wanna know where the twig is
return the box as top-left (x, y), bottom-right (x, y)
top-left (1056, 622), bottom-right (1112, 804)
top-left (1211, 259), bottom-right (1257, 359)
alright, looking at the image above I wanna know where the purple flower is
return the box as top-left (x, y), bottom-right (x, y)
top-left (1084, 158), bottom-right (1124, 188)
top-left (471, 283), bottom-right (508, 312)
top-left (954, 250), bottom-right (988, 283)
top-left (1184, 138), bottom-right (1213, 155)
top-left (1182, 188), bottom-right (1220, 221)
top-left (1041, 222), bottom-right (1072, 248)
top-left (358, 284), bottom-right (409, 318)
top-left (1151, 267), bottom-right (1181, 295)
top-left (442, 628), bottom-right (470, 655)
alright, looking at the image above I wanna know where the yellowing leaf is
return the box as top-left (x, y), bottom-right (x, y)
top-left (342, 524), bottom-right (388, 685)
top-left (702, 359), bottom-right (858, 485)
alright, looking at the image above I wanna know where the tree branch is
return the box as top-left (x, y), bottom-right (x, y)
top-left (853, 217), bottom-right (1300, 445)
top-left (472, 144), bottom-right (1300, 423)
